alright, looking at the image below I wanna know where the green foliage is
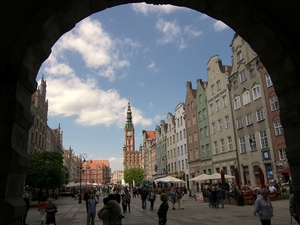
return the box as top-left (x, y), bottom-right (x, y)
top-left (25, 151), bottom-right (64, 190)
top-left (124, 168), bottom-right (144, 185)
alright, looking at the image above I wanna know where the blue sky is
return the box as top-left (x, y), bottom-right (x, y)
top-left (37, 3), bottom-right (235, 172)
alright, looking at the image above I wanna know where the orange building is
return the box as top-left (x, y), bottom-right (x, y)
top-left (81, 160), bottom-right (111, 185)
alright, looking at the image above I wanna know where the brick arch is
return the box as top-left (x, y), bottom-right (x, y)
top-left (1, 1), bottom-right (300, 224)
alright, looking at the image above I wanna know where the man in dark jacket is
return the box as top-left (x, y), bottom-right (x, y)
top-left (157, 193), bottom-right (169, 225)
top-left (140, 187), bottom-right (149, 211)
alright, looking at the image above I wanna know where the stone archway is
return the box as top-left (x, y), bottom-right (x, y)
top-left (1, 1), bottom-right (299, 224)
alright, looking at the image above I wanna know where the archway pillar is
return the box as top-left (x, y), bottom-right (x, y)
top-left (0, 65), bottom-right (35, 225)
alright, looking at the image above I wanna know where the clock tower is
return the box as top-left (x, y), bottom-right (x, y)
top-left (123, 101), bottom-right (142, 170)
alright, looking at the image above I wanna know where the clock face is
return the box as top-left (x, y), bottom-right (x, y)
top-left (127, 131), bottom-right (132, 137)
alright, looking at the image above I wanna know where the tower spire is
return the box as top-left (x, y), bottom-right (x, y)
top-left (125, 101), bottom-right (134, 130)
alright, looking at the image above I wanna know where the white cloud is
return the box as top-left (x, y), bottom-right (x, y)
top-left (50, 17), bottom-right (140, 82)
top-left (155, 19), bottom-right (186, 50)
top-left (184, 26), bottom-right (202, 39)
top-left (214, 20), bottom-right (229, 31)
top-left (132, 3), bottom-right (182, 15)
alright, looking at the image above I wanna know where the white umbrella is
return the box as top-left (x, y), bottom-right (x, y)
top-left (74, 182), bottom-right (86, 187)
top-left (190, 174), bottom-right (211, 181)
top-left (66, 182), bottom-right (76, 187)
top-left (207, 172), bottom-right (235, 180)
top-left (154, 176), bottom-right (186, 183)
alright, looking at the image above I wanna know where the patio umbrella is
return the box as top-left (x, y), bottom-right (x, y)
top-left (154, 176), bottom-right (186, 183)
top-left (220, 170), bottom-right (225, 184)
top-left (258, 167), bottom-right (265, 188)
top-left (234, 168), bottom-right (241, 189)
top-left (66, 182), bottom-right (76, 187)
top-left (243, 171), bottom-right (248, 185)
top-left (189, 173), bottom-right (211, 181)
top-left (138, 180), bottom-right (152, 186)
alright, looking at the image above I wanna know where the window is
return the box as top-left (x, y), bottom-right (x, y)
top-left (270, 95), bottom-right (279, 111)
top-left (187, 118), bottom-right (191, 128)
top-left (180, 131), bottom-right (182, 140)
top-left (194, 131), bottom-right (198, 141)
top-left (182, 160), bottom-right (184, 170)
top-left (214, 141), bottom-right (218, 154)
top-left (256, 108), bottom-right (264, 122)
top-left (233, 81), bottom-right (238, 89)
top-left (236, 117), bottom-right (243, 129)
top-left (206, 144), bottom-right (210, 157)
top-left (198, 111), bottom-right (202, 121)
top-left (201, 145), bottom-right (205, 157)
top-left (173, 135), bottom-right (175, 144)
top-left (204, 126), bottom-right (208, 137)
top-left (181, 145), bottom-right (183, 155)
top-left (195, 148), bottom-right (199, 159)
top-left (212, 122), bottom-right (216, 134)
top-left (228, 136), bottom-right (233, 151)
top-left (216, 99), bottom-right (220, 112)
top-left (200, 128), bottom-right (204, 139)
top-left (239, 70), bottom-right (247, 83)
top-left (225, 116), bottom-right (230, 128)
top-left (192, 115), bottom-right (196, 125)
top-left (210, 103), bottom-right (214, 115)
top-left (274, 120), bottom-right (284, 136)
top-left (246, 113), bottom-right (253, 125)
top-left (218, 119), bottom-right (223, 131)
top-left (177, 133), bottom-right (179, 142)
top-left (234, 96), bottom-right (241, 109)
top-left (183, 129), bottom-right (186, 138)
top-left (189, 150), bottom-right (193, 160)
top-left (220, 139), bottom-right (225, 153)
top-left (217, 80), bottom-right (221, 90)
top-left (177, 118), bottom-right (179, 127)
top-left (199, 94), bottom-right (203, 103)
top-left (239, 136), bottom-right (246, 153)
top-left (180, 116), bottom-right (183, 126)
top-left (250, 69), bottom-right (255, 78)
top-left (222, 95), bottom-right (227, 108)
top-left (237, 51), bottom-right (243, 61)
top-left (278, 149), bottom-right (287, 161)
top-left (265, 73), bottom-right (273, 87)
top-left (189, 134), bottom-right (192, 143)
top-left (248, 133), bottom-right (257, 151)
top-left (191, 101), bottom-right (194, 109)
top-left (188, 104), bottom-right (190, 111)
top-left (242, 91), bottom-right (251, 105)
top-left (203, 109), bottom-right (207, 119)
top-left (252, 85), bottom-right (261, 100)
top-left (184, 144), bottom-right (187, 153)
top-left (211, 84), bottom-right (216, 94)
top-left (259, 130), bottom-right (269, 149)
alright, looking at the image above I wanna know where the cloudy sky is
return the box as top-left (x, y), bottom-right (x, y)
top-left (37, 3), bottom-right (235, 171)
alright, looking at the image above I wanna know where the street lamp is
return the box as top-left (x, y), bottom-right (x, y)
top-left (77, 153), bottom-right (87, 204)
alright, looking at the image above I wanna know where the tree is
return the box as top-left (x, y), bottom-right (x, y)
top-left (124, 168), bottom-right (144, 188)
top-left (25, 151), bottom-right (64, 196)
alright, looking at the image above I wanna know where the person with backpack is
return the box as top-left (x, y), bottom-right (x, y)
top-left (124, 190), bottom-right (131, 213)
top-left (148, 189), bottom-right (156, 211)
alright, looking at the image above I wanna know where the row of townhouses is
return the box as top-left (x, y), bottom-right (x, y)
top-left (141, 34), bottom-right (288, 190)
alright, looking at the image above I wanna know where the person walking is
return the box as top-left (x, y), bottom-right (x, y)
top-left (98, 194), bottom-right (123, 225)
top-left (140, 187), bottom-right (149, 211)
top-left (289, 193), bottom-right (300, 224)
top-left (87, 193), bottom-right (98, 225)
top-left (148, 189), bottom-right (156, 211)
top-left (95, 189), bottom-right (101, 202)
top-left (121, 192), bottom-right (127, 214)
top-left (216, 185), bottom-right (224, 208)
top-left (124, 190), bottom-right (131, 213)
top-left (20, 190), bottom-right (30, 225)
top-left (169, 187), bottom-right (177, 210)
top-left (98, 197), bottom-right (110, 225)
top-left (253, 188), bottom-right (273, 225)
top-left (45, 198), bottom-right (57, 225)
top-left (37, 196), bottom-right (47, 224)
top-left (157, 193), bottom-right (169, 225)
top-left (177, 187), bottom-right (184, 210)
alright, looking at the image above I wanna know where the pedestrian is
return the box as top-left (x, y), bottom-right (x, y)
top-left (87, 193), bottom-right (98, 225)
top-left (20, 190), bottom-right (30, 225)
top-left (97, 194), bottom-right (123, 225)
top-left (177, 187), bottom-right (184, 210)
top-left (289, 193), bottom-right (300, 224)
top-left (98, 197), bottom-right (110, 225)
top-left (169, 187), bottom-right (177, 210)
top-left (253, 188), bottom-right (273, 225)
top-left (121, 192), bottom-right (127, 213)
top-left (148, 189), bottom-right (156, 211)
top-left (84, 190), bottom-right (90, 212)
top-left (37, 196), bottom-right (47, 224)
top-left (124, 190), bottom-right (131, 213)
top-left (216, 185), bottom-right (224, 208)
top-left (140, 187), bottom-right (149, 211)
top-left (45, 198), bottom-right (57, 225)
top-left (96, 189), bottom-right (100, 202)
top-left (157, 193), bottom-right (169, 225)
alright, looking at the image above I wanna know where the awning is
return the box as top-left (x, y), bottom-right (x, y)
top-left (276, 168), bottom-right (290, 174)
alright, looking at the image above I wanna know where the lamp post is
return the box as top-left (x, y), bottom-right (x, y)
top-left (77, 153), bottom-right (87, 204)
